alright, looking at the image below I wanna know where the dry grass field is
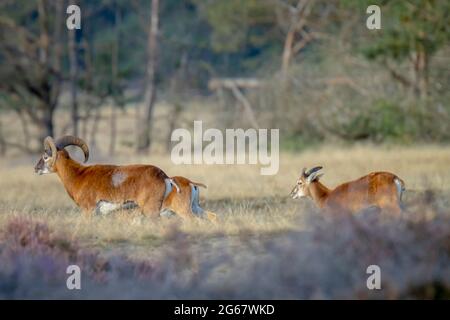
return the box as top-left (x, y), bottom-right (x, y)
top-left (0, 144), bottom-right (450, 299)
top-left (1, 145), bottom-right (449, 248)
top-left (1, 0), bottom-right (449, 300)
top-left (1, 104), bottom-right (450, 298)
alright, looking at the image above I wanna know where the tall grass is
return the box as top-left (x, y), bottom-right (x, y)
top-left (1, 200), bottom-right (449, 299)
top-left (0, 146), bottom-right (449, 299)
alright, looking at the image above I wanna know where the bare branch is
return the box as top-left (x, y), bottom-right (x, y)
top-left (208, 78), bottom-right (263, 90)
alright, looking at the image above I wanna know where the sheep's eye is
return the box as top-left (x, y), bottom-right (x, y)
top-left (43, 154), bottom-right (49, 161)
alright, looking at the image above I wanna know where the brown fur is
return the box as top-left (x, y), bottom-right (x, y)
top-left (162, 176), bottom-right (202, 220)
top-left (36, 149), bottom-right (213, 219)
top-left (52, 150), bottom-right (167, 216)
top-left (292, 170), bottom-right (405, 216)
top-left (162, 177), bottom-right (217, 222)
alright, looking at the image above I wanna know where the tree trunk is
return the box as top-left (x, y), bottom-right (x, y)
top-left (39, 104), bottom-right (55, 141)
top-left (418, 48), bottom-right (429, 100)
top-left (90, 105), bottom-right (101, 151)
top-left (281, 29), bottom-right (295, 78)
top-left (137, 0), bottom-right (159, 153)
top-left (81, 37), bottom-right (94, 140)
top-left (37, 0), bottom-right (54, 141)
top-left (51, 0), bottom-right (64, 114)
top-left (109, 2), bottom-right (122, 156)
top-left (37, 0), bottom-right (49, 67)
top-left (69, 25), bottom-right (79, 136)
top-left (109, 104), bottom-right (117, 156)
top-left (0, 116), bottom-right (6, 156)
top-left (165, 52), bottom-right (187, 152)
top-left (37, 0), bottom-right (60, 142)
top-left (166, 103), bottom-right (182, 152)
top-left (279, 0), bottom-right (312, 78)
top-left (411, 46), bottom-right (429, 100)
top-left (15, 109), bottom-right (31, 150)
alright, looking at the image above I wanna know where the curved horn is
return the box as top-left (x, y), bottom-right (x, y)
top-left (305, 166), bottom-right (323, 177)
top-left (43, 136), bottom-right (57, 167)
top-left (55, 135), bottom-right (89, 163)
top-left (307, 172), bottom-right (323, 183)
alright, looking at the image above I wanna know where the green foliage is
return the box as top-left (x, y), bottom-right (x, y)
top-left (196, 0), bottom-right (276, 53)
top-left (0, 0), bottom-right (449, 149)
top-left (346, 100), bottom-right (408, 142)
top-left (345, 0), bottom-right (450, 61)
top-left (194, 0), bottom-right (281, 75)
top-left (327, 99), bottom-right (450, 144)
top-left (280, 134), bottom-right (324, 152)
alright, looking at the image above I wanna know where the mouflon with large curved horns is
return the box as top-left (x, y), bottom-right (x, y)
top-left (35, 135), bottom-right (215, 220)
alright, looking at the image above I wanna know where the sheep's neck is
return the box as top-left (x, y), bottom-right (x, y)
top-left (309, 181), bottom-right (330, 208)
top-left (55, 156), bottom-right (85, 200)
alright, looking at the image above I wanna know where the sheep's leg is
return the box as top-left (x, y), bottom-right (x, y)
top-left (160, 177), bottom-right (217, 222)
top-left (159, 178), bottom-right (180, 218)
top-left (383, 204), bottom-right (402, 217)
top-left (380, 189), bottom-right (403, 217)
top-left (176, 183), bottom-right (202, 220)
top-left (141, 200), bottom-right (162, 218)
top-left (160, 177), bottom-right (193, 220)
top-left (81, 208), bottom-right (94, 219)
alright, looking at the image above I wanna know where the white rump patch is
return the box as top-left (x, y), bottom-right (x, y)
top-left (112, 171), bottom-right (127, 187)
top-left (96, 201), bottom-right (121, 215)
